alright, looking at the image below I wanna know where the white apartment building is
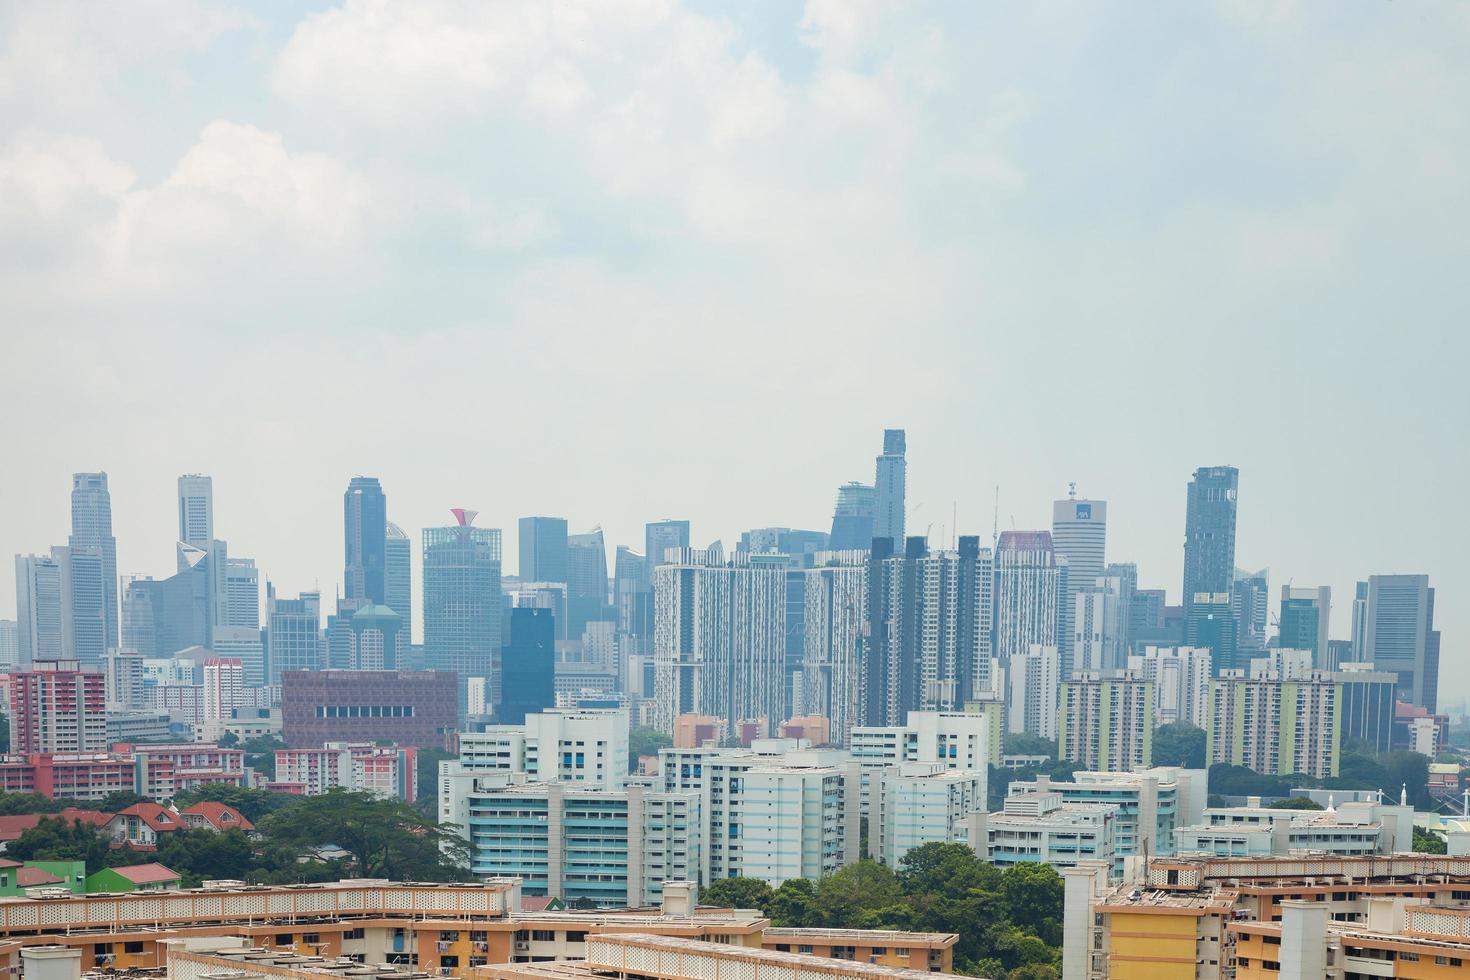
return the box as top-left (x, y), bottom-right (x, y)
top-left (452, 707), bottom-right (629, 790)
top-left (1127, 646), bottom-right (1212, 728)
top-left (987, 791), bottom-right (1118, 874)
top-left (1007, 645), bottom-right (1060, 740)
top-left (872, 762), bottom-right (986, 867)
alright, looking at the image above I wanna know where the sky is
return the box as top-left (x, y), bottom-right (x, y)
top-left (1, 2), bottom-right (1466, 696)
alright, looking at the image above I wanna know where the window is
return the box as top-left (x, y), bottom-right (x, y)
top-left (440, 956), bottom-right (459, 968)
top-left (798, 946), bottom-right (813, 955)
top-left (275, 935), bottom-right (294, 945)
top-left (344, 928), bottom-right (365, 940)
top-left (125, 943), bottom-right (145, 955)
top-left (303, 934), bottom-right (321, 945)
top-left (531, 931), bottom-right (555, 942)
top-left (567, 932), bottom-right (587, 943)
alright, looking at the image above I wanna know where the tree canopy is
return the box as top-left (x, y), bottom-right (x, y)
top-left (1267, 797), bottom-right (1324, 810)
top-left (628, 727), bottom-right (672, 772)
top-left (1153, 723), bottom-right (1207, 768)
top-left (259, 789), bottom-right (470, 881)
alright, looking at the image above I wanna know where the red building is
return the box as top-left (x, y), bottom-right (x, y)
top-left (0, 744), bottom-right (244, 802)
top-left (9, 661), bottom-right (107, 754)
top-left (281, 670), bottom-right (457, 749)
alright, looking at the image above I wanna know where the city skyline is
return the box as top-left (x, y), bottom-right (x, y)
top-left (1, 2), bottom-right (1464, 701)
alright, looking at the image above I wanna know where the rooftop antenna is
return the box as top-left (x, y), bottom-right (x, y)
top-left (952, 501), bottom-right (958, 550)
top-left (992, 486), bottom-right (999, 548)
top-left (1068, 481), bottom-right (1077, 500)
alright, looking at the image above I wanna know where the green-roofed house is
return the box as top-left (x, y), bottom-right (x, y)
top-left (0, 859), bottom-right (86, 896)
top-left (84, 863), bottom-right (181, 893)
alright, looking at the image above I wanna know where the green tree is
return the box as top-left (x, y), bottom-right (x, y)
top-left (1003, 733), bottom-right (1056, 758)
top-left (767, 877), bottom-right (816, 926)
top-left (259, 789), bottom-right (469, 881)
top-left (0, 792), bottom-right (70, 816)
top-left (172, 784), bottom-right (294, 823)
top-left (700, 876), bottom-right (773, 911)
top-left (8, 816), bottom-right (110, 870)
top-left (153, 828), bottom-right (258, 887)
top-left (416, 748), bottom-right (456, 810)
top-left (1007, 964), bottom-right (1060, 980)
top-left (898, 841), bottom-right (998, 900)
top-left (628, 727), bottom-right (672, 772)
top-left (1152, 723), bottom-right (1206, 768)
top-left (812, 860), bottom-right (900, 927)
top-left (1382, 751), bottom-right (1432, 810)
top-left (1414, 827), bottom-right (1448, 854)
top-left (1001, 863), bottom-right (1064, 941)
top-left (96, 790), bottom-right (152, 812)
top-left (241, 735), bottom-right (286, 780)
top-left (218, 731), bottom-right (240, 748)
top-left (1207, 764), bottom-right (1296, 799)
top-left (1268, 796), bottom-right (1324, 810)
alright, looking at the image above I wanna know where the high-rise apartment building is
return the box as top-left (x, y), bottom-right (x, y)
top-left (829, 483), bottom-right (876, 552)
top-left (1058, 672), bottom-right (1155, 772)
top-left (1053, 494), bottom-right (1106, 676)
top-left (500, 607), bottom-right (554, 725)
top-left (1358, 574), bottom-right (1439, 710)
top-left (873, 429), bottom-right (907, 546)
top-left (801, 553), bottom-right (868, 745)
top-left (1182, 466), bottom-right (1238, 616)
top-left (651, 548), bottom-right (786, 735)
top-left (265, 584), bottom-right (322, 684)
top-left (1206, 670), bottom-right (1342, 778)
top-left (993, 530), bottom-right (1061, 662)
top-left (343, 477), bottom-right (387, 607)
top-left (864, 537), bottom-right (992, 727)
top-left (644, 520), bottom-right (690, 568)
top-left (9, 659), bottom-right (108, 754)
top-left (15, 553), bottom-right (64, 665)
top-left (519, 516), bottom-right (569, 585)
top-left (68, 472), bottom-right (118, 652)
top-left (423, 509), bottom-right (502, 707)
top-left (384, 522), bottom-right (412, 643)
top-left (176, 475), bottom-right (213, 551)
top-left (1279, 585), bottom-right (1331, 666)
top-left (1127, 646), bottom-right (1212, 729)
top-left (1007, 644), bottom-right (1060, 741)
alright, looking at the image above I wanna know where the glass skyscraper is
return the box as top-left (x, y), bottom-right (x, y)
top-left (519, 516), bottom-right (569, 584)
top-left (423, 510), bottom-right (502, 710)
top-left (500, 607), bottom-right (555, 724)
top-left (344, 476), bottom-right (387, 606)
top-left (385, 522), bottom-right (412, 643)
top-left (1182, 466), bottom-right (1238, 614)
top-left (873, 429), bottom-right (907, 546)
top-left (69, 472), bottom-right (117, 651)
top-left (829, 482), bottom-right (876, 552)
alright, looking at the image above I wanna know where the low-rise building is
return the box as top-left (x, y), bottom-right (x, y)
top-left (84, 862), bottom-right (181, 893)
top-left (1173, 797), bottom-right (1415, 859)
top-left (987, 792), bottom-right (1117, 873)
top-left (274, 742), bottom-right (417, 801)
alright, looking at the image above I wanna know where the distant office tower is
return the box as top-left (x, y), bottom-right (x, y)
top-left (15, 554), bottom-right (64, 664)
top-left (1052, 494), bottom-right (1106, 675)
top-left (1335, 666), bottom-right (1398, 754)
top-left (864, 537), bottom-right (993, 726)
top-left (1072, 576), bottom-right (1128, 674)
top-left (1059, 671), bottom-right (1155, 772)
top-left (520, 516), bottom-right (570, 587)
top-left (120, 548), bottom-right (212, 659)
top-left (1185, 592), bottom-right (1238, 674)
top-left (993, 531), bottom-right (1061, 662)
top-left (1350, 581), bottom-right (1369, 662)
top-left (177, 475), bottom-right (213, 551)
top-left (1279, 586), bottom-right (1331, 667)
top-left (423, 509), bottom-right (502, 707)
top-left (1182, 466), bottom-right (1238, 615)
top-left (53, 544), bottom-right (106, 666)
top-left (739, 528), bottom-right (830, 561)
top-left (9, 659), bottom-right (108, 754)
top-left (0, 620), bottom-right (17, 669)
top-left (1128, 646), bottom-right (1212, 728)
top-left (69, 472), bottom-right (118, 651)
top-left (1358, 574), bottom-right (1439, 711)
top-left (265, 584), bottom-right (322, 684)
top-left (567, 528), bottom-right (610, 640)
top-left (1206, 672), bottom-right (1341, 778)
top-left (211, 626), bottom-right (265, 688)
top-left (501, 607), bottom-right (555, 725)
top-left (613, 546), bottom-right (652, 653)
top-left (829, 482), bottom-right (877, 552)
top-left (1232, 567), bottom-right (1269, 657)
top-left (384, 522), bottom-right (412, 643)
top-left (873, 429), bottom-right (907, 546)
top-left (103, 650), bottom-right (144, 709)
top-left (1127, 588), bottom-right (1167, 652)
top-left (801, 553), bottom-right (867, 745)
top-left (344, 477), bottom-right (387, 607)
top-left (1007, 645), bottom-right (1060, 741)
top-left (508, 582), bottom-right (568, 643)
top-left (280, 670), bottom-right (457, 749)
top-left (348, 604), bottom-right (401, 670)
top-left (645, 520), bottom-right (691, 568)
top-left (1102, 562), bottom-right (1136, 654)
top-left (651, 548), bottom-right (785, 735)
top-left (223, 558), bottom-right (259, 628)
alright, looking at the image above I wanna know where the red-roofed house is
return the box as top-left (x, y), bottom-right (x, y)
top-left (179, 802), bottom-right (254, 834)
top-left (0, 809), bottom-right (109, 852)
top-left (104, 804), bottom-right (181, 847)
top-left (84, 862), bottom-right (181, 893)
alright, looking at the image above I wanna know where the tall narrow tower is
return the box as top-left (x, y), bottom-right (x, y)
top-left (1182, 466), bottom-right (1238, 614)
top-left (873, 429), bottom-right (907, 546)
top-left (1052, 489), bottom-right (1107, 677)
top-left (69, 472), bottom-right (117, 652)
top-left (344, 477), bottom-right (388, 607)
top-left (177, 475), bottom-right (214, 552)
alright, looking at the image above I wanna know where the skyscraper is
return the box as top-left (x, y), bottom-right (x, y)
top-left (423, 509), bottom-right (502, 709)
top-left (992, 531), bottom-right (1061, 663)
top-left (1052, 494), bottom-right (1107, 674)
top-left (801, 553), bottom-right (867, 745)
top-left (864, 536), bottom-right (993, 727)
top-left (223, 557), bottom-right (259, 628)
top-left (349, 604), bottom-right (402, 671)
top-left (344, 476), bottom-right (387, 607)
top-left (1359, 574), bottom-right (1439, 711)
top-left (53, 544), bottom-right (106, 666)
top-left (69, 472), bottom-right (117, 651)
top-left (500, 607), bottom-right (555, 725)
top-left (873, 429), bottom-right (907, 546)
top-left (385, 522), bottom-right (412, 643)
top-left (1279, 585), bottom-right (1331, 667)
top-left (829, 483), bottom-right (877, 552)
top-left (1185, 592), bottom-right (1238, 675)
top-left (177, 475), bottom-right (214, 551)
top-left (567, 528), bottom-right (609, 640)
top-left (651, 548), bottom-right (786, 735)
top-left (1182, 466), bottom-right (1238, 615)
top-left (15, 553), bottom-right (64, 665)
top-left (613, 546), bottom-right (652, 654)
top-left (519, 517), bottom-right (569, 584)
top-left (265, 584), bottom-right (322, 684)
top-left (1231, 567), bottom-right (1269, 657)
top-left (645, 520), bottom-right (691, 568)
top-left (0, 620), bottom-right (17, 669)
top-left (8, 659), bottom-right (108, 754)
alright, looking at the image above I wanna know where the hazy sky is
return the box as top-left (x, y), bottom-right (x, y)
top-left (1, 2), bottom-right (1465, 694)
